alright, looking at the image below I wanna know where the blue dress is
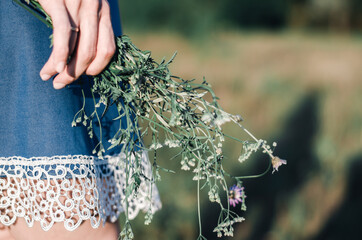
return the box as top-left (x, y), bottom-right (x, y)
top-left (0, 0), bottom-right (161, 231)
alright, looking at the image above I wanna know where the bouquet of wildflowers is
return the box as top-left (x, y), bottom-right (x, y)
top-left (15, 0), bottom-right (286, 239)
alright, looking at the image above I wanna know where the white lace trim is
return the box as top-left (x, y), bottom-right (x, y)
top-left (0, 152), bottom-right (162, 231)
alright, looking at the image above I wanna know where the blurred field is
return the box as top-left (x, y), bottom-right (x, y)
top-left (121, 31), bottom-right (362, 240)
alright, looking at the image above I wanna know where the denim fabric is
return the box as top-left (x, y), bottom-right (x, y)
top-left (0, 0), bottom-right (124, 158)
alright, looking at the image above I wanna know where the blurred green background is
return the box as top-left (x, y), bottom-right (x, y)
top-left (117, 0), bottom-right (362, 239)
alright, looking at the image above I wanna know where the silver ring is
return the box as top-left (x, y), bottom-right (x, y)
top-left (71, 26), bottom-right (79, 32)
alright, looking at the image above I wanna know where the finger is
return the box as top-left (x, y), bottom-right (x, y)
top-left (86, 0), bottom-right (116, 76)
top-left (65, 0), bottom-right (82, 56)
top-left (39, 0), bottom-right (72, 80)
top-left (39, 30), bottom-right (78, 81)
top-left (52, 0), bottom-right (100, 89)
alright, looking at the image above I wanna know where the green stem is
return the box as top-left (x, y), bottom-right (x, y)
top-left (197, 161), bottom-right (202, 238)
top-left (14, 0), bottom-right (52, 28)
top-left (234, 158), bottom-right (272, 180)
top-left (91, 90), bottom-right (104, 156)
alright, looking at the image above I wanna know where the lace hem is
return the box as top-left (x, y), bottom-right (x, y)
top-left (0, 152), bottom-right (162, 231)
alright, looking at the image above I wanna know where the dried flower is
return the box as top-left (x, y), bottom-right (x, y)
top-left (271, 156), bottom-right (287, 173)
top-left (17, 1), bottom-right (287, 239)
top-left (234, 114), bottom-right (243, 122)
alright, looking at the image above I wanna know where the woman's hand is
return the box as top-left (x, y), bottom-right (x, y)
top-left (38, 0), bottom-right (116, 89)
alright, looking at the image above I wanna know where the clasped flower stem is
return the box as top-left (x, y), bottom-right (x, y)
top-left (17, 1), bottom-right (287, 239)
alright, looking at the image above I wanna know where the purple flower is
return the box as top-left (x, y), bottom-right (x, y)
top-left (229, 185), bottom-right (246, 207)
top-left (271, 156), bottom-right (287, 173)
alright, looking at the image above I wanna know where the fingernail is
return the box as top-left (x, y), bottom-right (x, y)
top-left (53, 82), bottom-right (66, 89)
top-left (56, 62), bottom-right (66, 73)
top-left (40, 73), bottom-right (51, 81)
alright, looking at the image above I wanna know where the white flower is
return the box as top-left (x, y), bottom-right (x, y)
top-left (238, 154), bottom-right (248, 163)
top-left (181, 164), bottom-right (190, 171)
top-left (188, 158), bottom-right (196, 167)
top-left (181, 158), bottom-right (191, 171)
top-left (164, 139), bottom-right (171, 146)
top-left (201, 112), bottom-right (213, 124)
top-left (216, 148), bottom-right (222, 155)
top-left (214, 113), bottom-right (231, 127)
top-left (207, 156), bottom-right (214, 161)
top-left (165, 139), bottom-right (180, 148)
top-left (149, 142), bottom-right (163, 150)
